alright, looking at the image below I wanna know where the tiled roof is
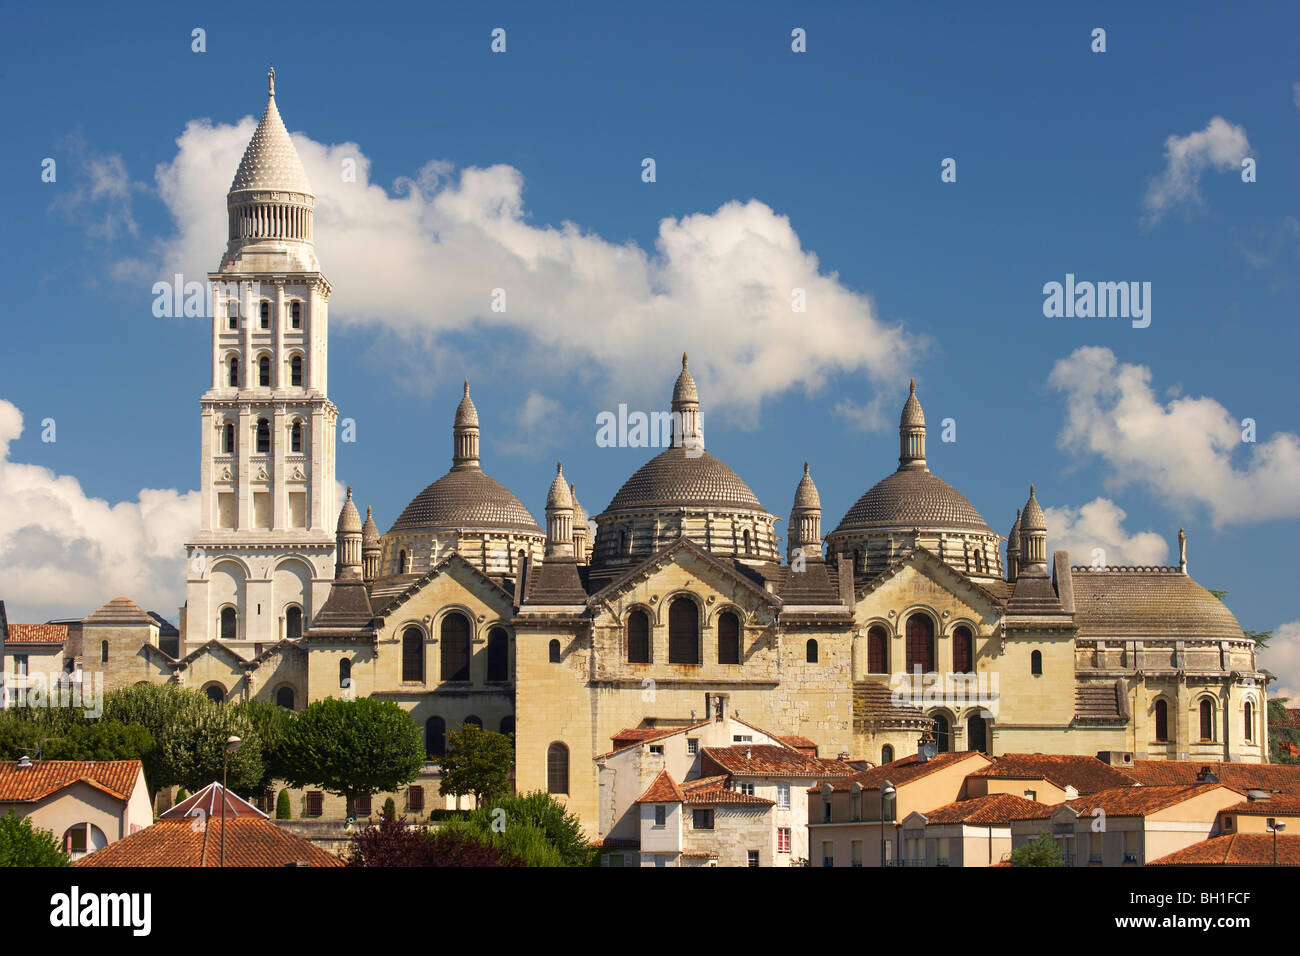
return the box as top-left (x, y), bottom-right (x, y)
top-left (1074, 682), bottom-right (1126, 722)
top-left (230, 84), bottom-right (313, 195)
top-left (636, 769), bottom-right (686, 804)
top-left (0, 760), bottom-right (142, 803)
top-left (388, 465), bottom-right (543, 535)
top-left (1010, 784), bottom-right (1234, 820)
top-left (921, 793), bottom-right (1045, 825)
top-left (523, 558), bottom-right (589, 605)
top-left (701, 745), bottom-right (853, 778)
top-left (813, 751), bottom-right (985, 793)
top-left (162, 782), bottom-right (267, 820)
top-left (603, 446), bottom-right (766, 514)
top-left (777, 735), bottom-right (819, 752)
top-left (1220, 795), bottom-right (1300, 816)
top-left (83, 596), bottom-right (155, 626)
top-left (967, 753), bottom-right (1138, 794)
top-left (73, 817), bottom-right (342, 867)
top-left (680, 776), bottom-right (774, 806)
top-left (599, 720), bottom-right (715, 759)
top-left (833, 466), bottom-right (992, 534)
top-left (1070, 568), bottom-right (1244, 639)
top-left (1120, 760), bottom-right (1300, 794)
top-left (3, 623), bottom-right (69, 644)
top-left (853, 681), bottom-right (931, 726)
top-left (1149, 833), bottom-right (1300, 866)
top-left (774, 560), bottom-right (847, 608)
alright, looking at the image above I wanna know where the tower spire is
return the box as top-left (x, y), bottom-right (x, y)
top-left (899, 379), bottom-right (927, 471)
top-left (671, 352), bottom-right (703, 453)
top-left (453, 380), bottom-right (481, 469)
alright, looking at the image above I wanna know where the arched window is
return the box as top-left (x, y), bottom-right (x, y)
top-left (967, 712), bottom-right (989, 754)
top-left (547, 742), bottom-right (569, 794)
top-left (256, 418), bottom-right (270, 453)
top-left (854, 548), bottom-right (864, 572)
top-left (100, 640), bottom-right (109, 663)
top-left (742, 529), bottom-right (751, 554)
top-left (620, 530), bottom-right (630, 554)
top-left (932, 713), bottom-right (951, 753)
top-left (1199, 699), bottom-right (1215, 741)
top-left (1030, 649), bottom-right (1043, 676)
top-left (953, 626), bottom-right (974, 674)
top-left (220, 607), bottom-right (237, 641)
top-left (717, 611), bottom-right (741, 665)
top-left (290, 422), bottom-right (302, 453)
top-left (339, 657), bottom-right (352, 689)
top-left (275, 686), bottom-right (294, 710)
top-left (425, 716), bottom-right (446, 758)
top-left (463, 715), bottom-right (483, 729)
top-left (285, 606), bottom-right (302, 640)
top-left (668, 598), bottom-right (699, 665)
top-left (1154, 698), bottom-right (1169, 742)
top-left (548, 639), bottom-right (561, 663)
top-left (290, 355), bottom-right (303, 387)
top-left (397, 549), bottom-right (407, 574)
top-left (500, 715), bottom-right (515, 736)
top-left (62, 823), bottom-right (107, 859)
top-left (204, 684), bottom-right (225, 704)
top-left (867, 625), bottom-right (888, 673)
top-left (441, 613), bottom-right (471, 682)
top-left (402, 626), bottom-right (424, 682)
top-left (1244, 700), bottom-right (1255, 743)
top-left (627, 609), bottom-right (651, 664)
top-left (259, 300), bottom-right (270, 329)
top-left (290, 301), bottom-right (301, 329)
top-left (222, 422), bottom-right (235, 454)
top-left (905, 614), bottom-right (934, 673)
top-left (806, 639), bottom-right (819, 663)
top-left (258, 354), bottom-right (271, 386)
top-left (228, 356), bottom-right (239, 387)
top-left (486, 628), bottom-right (508, 682)
top-left (881, 744), bottom-right (895, 764)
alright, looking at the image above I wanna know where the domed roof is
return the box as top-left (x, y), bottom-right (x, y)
top-left (362, 506), bottom-right (380, 547)
top-left (1021, 485), bottom-right (1047, 532)
top-left (1007, 507), bottom-right (1022, 548)
top-left (546, 463), bottom-right (572, 510)
top-left (454, 380), bottom-right (479, 428)
top-left (603, 445), bottom-right (765, 514)
top-left (230, 71), bottom-right (313, 196)
top-left (793, 462), bottom-right (821, 511)
top-left (337, 487), bottom-right (362, 534)
top-left (389, 469), bottom-right (542, 534)
top-left (833, 469), bottom-right (991, 534)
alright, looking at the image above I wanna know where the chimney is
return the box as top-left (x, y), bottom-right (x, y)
top-left (1196, 766), bottom-right (1220, 784)
top-left (17, 755), bottom-right (32, 768)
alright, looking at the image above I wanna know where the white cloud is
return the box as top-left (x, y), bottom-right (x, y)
top-left (1260, 620), bottom-right (1300, 703)
top-left (494, 391), bottom-right (571, 459)
top-left (0, 399), bottom-right (198, 624)
top-left (1048, 347), bottom-right (1300, 526)
top-left (126, 111), bottom-right (918, 421)
top-left (1143, 116), bottom-right (1251, 225)
top-left (49, 140), bottom-right (142, 241)
top-left (833, 394), bottom-right (893, 433)
top-left (1043, 497), bottom-right (1169, 567)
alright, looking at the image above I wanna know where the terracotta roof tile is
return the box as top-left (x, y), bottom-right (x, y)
top-left (162, 782), bottom-right (267, 820)
top-left (811, 751), bottom-right (986, 793)
top-left (3, 623), bottom-right (69, 644)
top-left (701, 745), bottom-right (853, 778)
top-left (1149, 833), bottom-right (1300, 866)
top-left (921, 793), bottom-right (1045, 825)
top-left (967, 753), bottom-right (1138, 794)
top-left (1220, 794), bottom-right (1300, 816)
top-left (680, 776), bottom-right (774, 806)
top-left (636, 769), bottom-right (686, 804)
top-left (1011, 784), bottom-right (1235, 820)
top-left (1120, 760), bottom-right (1300, 794)
top-left (0, 760), bottom-right (142, 803)
top-left (73, 817), bottom-right (342, 867)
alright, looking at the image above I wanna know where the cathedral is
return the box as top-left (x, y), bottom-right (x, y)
top-left (99, 73), bottom-right (1266, 837)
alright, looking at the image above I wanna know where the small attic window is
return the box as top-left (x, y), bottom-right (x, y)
top-left (649, 744), bottom-right (664, 755)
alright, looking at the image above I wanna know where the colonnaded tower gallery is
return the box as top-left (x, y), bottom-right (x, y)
top-left (110, 73), bottom-right (1266, 837)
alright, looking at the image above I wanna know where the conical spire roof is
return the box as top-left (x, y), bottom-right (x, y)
top-left (362, 506), bottom-right (381, 547)
top-left (1021, 485), bottom-right (1046, 532)
top-left (337, 486), bottom-right (362, 534)
top-left (1008, 507), bottom-right (1022, 547)
top-left (547, 463), bottom-right (573, 510)
top-left (230, 69), bottom-right (313, 196)
top-left (454, 380), bottom-right (479, 428)
top-left (672, 353), bottom-right (698, 405)
top-left (793, 462), bottom-right (821, 510)
top-left (900, 379), bottom-right (925, 427)
top-left (570, 483), bottom-right (587, 526)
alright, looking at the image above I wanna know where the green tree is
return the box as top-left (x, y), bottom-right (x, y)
top-left (382, 797), bottom-right (396, 821)
top-left (1010, 830), bottom-right (1063, 867)
top-left (234, 699), bottom-right (292, 795)
top-left (0, 811), bottom-right (69, 867)
top-left (437, 790), bottom-right (595, 867)
top-left (279, 697), bottom-right (424, 819)
top-left (275, 789), bottom-right (292, 819)
top-left (1269, 697), bottom-right (1300, 765)
top-left (41, 721), bottom-right (154, 762)
top-left (0, 716), bottom-right (42, 760)
top-left (437, 724), bottom-right (514, 805)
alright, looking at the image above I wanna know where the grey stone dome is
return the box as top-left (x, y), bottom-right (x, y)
top-left (833, 468), bottom-right (991, 534)
top-left (389, 468), bottom-right (542, 534)
top-left (603, 445), bottom-right (765, 514)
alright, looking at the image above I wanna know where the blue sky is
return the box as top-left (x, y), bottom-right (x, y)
top-left (1, 1), bottom-right (1297, 688)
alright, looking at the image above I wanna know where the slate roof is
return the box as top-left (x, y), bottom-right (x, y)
top-left (0, 760), bottom-right (142, 803)
top-left (388, 466), bottom-right (543, 535)
top-left (1070, 568), bottom-right (1245, 639)
top-left (73, 817), bottom-right (342, 867)
top-left (967, 753), bottom-right (1139, 794)
top-left (523, 558), bottom-right (589, 605)
top-left (919, 792), bottom-right (1045, 825)
top-left (1149, 833), bottom-right (1300, 866)
top-left (833, 467), bottom-right (992, 534)
top-left (701, 745), bottom-right (853, 779)
top-left (83, 597), bottom-right (154, 626)
top-left (306, 579), bottom-right (374, 635)
top-left (602, 446), bottom-right (767, 515)
top-left (1120, 760), bottom-right (1300, 794)
top-left (3, 623), bottom-right (69, 644)
top-left (1010, 784), bottom-right (1236, 820)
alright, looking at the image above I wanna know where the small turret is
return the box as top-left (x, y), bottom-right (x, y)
top-left (453, 380), bottom-right (480, 469)
top-left (899, 379), bottom-right (927, 471)
top-left (789, 462), bottom-right (823, 561)
top-left (570, 483), bottom-right (591, 563)
top-left (1019, 485), bottom-right (1048, 572)
top-left (545, 463), bottom-right (574, 558)
top-left (335, 487), bottom-right (363, 579)
top-left (362, 506), bottom-right (381, 583)
top-left (1006, 507), bottom-right (1022, 582)
top-left (671, 353), bottom-right (703, 451)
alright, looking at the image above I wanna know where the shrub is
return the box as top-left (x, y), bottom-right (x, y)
top-left (275, 789), bottom-right (292, 820)
top-left (0, 811), bottom-right (69, 867)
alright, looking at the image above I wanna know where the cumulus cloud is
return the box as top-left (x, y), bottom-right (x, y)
top-left (1260, 620), bottom-right (1300, 703)
top-left (1048, 347), bottom-right (1300, 526)
top-left (1043, 497), bottom-right (1169, 567)
top-left (0, 399), bottom-right (198, 624)
top-left (494, 390), bottom-right (573, 459)
top-left (1142, 116), bottom-right (1251, 225)
top-left (49, 136), bottom-right (143, 242)
top-left (123, 111), bottom-right (917, 421)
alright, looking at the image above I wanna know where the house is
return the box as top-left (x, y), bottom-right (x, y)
top-left (633, 769), bottom-right (776, 867)
top-left (1008, 783), bottom-right (1245, 865)
top-left (807, 748), bottom-right (991, 867)
top-left (963, 752), bottom-right (1139, 802)
top-left (1117, 758), bottom-right (1300, 794)
top-left (74, 782), bottom-right (342, 867)
top-left (1216, 792), bottom-right (1300, 835)
top-left (0, 759), bottom-right (152, 860)
top-left (899, 792), bottom-right (1043, 867)
top-left (1, 621), bottom-right (69, 708)
top-left (1148, 832), bottom-right (1300, 866)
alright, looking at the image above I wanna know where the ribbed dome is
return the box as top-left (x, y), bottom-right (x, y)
top-left (672, 353), bottom-right (698, 405)
top-left (604, 445), bottom-right (764, 513)
top-left (454, 380), bottom-right (479, 428)
top-left (389, 469), bottom-right (542, 534)
top-left (901, 379), bottom-right (925, 427)
top-left (337, 487), bottom-right (362, 534)
top-left (546, 463), bottom-right (572, 510)
top-left (230, 78), bottom-right (313, 196)
top-left (834, 469), bottom-right (991, 534)
top-left (793, 462), bottom-right (821, 510)
top-left (362, 507), bottom-right (381, 547)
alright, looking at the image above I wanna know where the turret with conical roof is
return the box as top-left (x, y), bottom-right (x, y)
top-left (453, 380), bottom-right (480, 469)
top-left (1006, 507), bottom-right (1022, 582)
top-left (671, 353), bottom-right (703, 451)
top-left (570, 483), bottom-right (591, 562)
top-left (545, 463), bottom-right (575, 558)
top-left (335, 487), bottom-right (363, 579)
top-left (1019, 485), bottom-right (1048, 571)
top-left (789, 462), bottom-right (823, 560)
top-left (899, 379), bottom-right (926, 470)
top-left (362, 506), bottom-right (382, 582)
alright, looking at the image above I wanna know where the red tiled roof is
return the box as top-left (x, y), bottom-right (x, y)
top-left (811, 751), bottom-right (987, 793)
top-left (1220, 794), bottom-right (1300, 816)
top-left (0, 760), bottom-right (142, 803)
top-left (680, 776), bottom-right (774, 806)
top-left (3, 623), bottom-right (69, 644)
top-left (636, 769), bottom-right (686, 804)
top-left (1011, 784), bottom-right (1237, 820)
top-left (1121, 760), bottom-right (1300, 794)
top-left (777, 735), bottom-right (819, 753)
top-left (1149, 833), bottom-right (1300, 866)
top-left (701, 745), bottom-right (853, 778)
top-left (921, 793), bottom-right (1045, 825)
top-left (1278, 708), bottom-right (1300, 729)
top-left (162, 782), bottom-right (267, 820)
top-left (72, 817), bottom-right (342, 867)
top-left (599, 720), bottom-right (712, 758)
top-left (967, 753), bottom-right (1137, 794)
